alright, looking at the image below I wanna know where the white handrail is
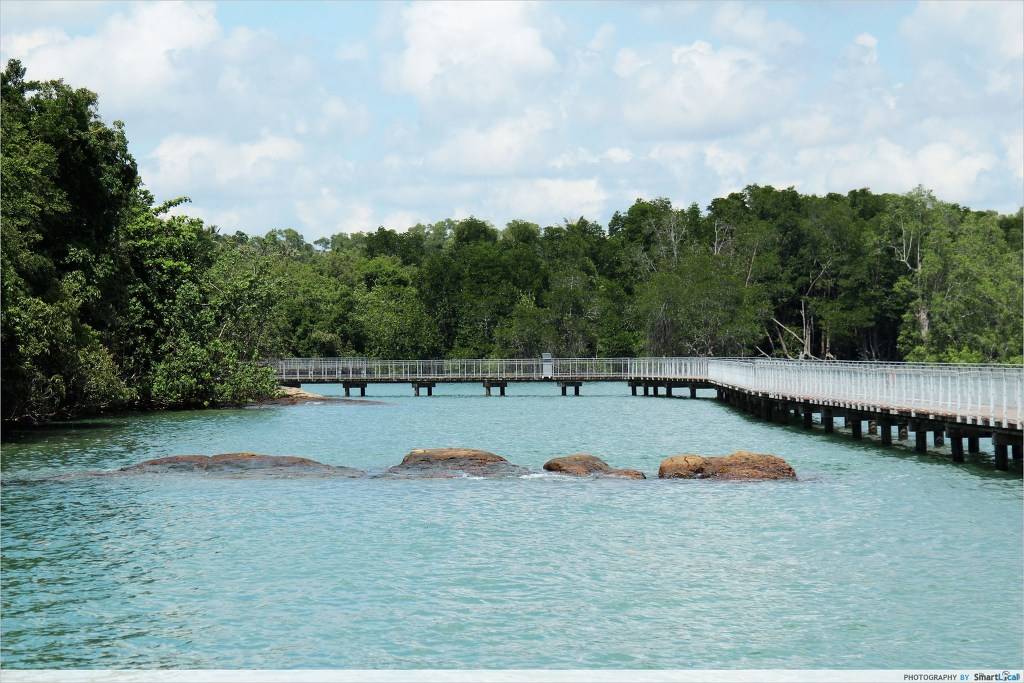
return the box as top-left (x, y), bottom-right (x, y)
top-left (268, 356), bottom-right (1023, 428)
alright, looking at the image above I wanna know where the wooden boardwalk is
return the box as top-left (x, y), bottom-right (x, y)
top-left (272, 356), bottom-right (1023, 468)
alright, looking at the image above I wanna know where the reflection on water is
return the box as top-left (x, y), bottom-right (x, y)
top-left (2, 383), bottom-right (1021, 668)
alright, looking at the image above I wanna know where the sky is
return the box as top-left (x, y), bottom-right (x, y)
top-left (1, 0), bottom-right (1022, 239)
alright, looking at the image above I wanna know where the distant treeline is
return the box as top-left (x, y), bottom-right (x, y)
top-left (2, 60), bottom-right (1022, 423)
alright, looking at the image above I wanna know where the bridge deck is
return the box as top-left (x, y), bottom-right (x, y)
top-left (270, 357), bottom-right (1023, 431)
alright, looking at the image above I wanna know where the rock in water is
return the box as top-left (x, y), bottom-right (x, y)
top-left (386, 448), bottom-right (528, 478)
top-left (658, 450), bottom-right (796, 480)
top-left (543, 454), bottom-right (646, 479)
top-left (118, 453), bottom-right (365, 478)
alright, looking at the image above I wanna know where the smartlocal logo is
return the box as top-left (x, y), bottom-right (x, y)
top-left (904, 674), bottom-right (1021, 682)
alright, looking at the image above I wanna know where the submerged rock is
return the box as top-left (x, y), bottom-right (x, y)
top-left (658, 451), bottom-right (796, 480)
top-left (117, 452), bottom-right (365, 478)
top-left (543, 454), bottom-right (646, 479)
top-left (385, 448), bottom-right (529, 478)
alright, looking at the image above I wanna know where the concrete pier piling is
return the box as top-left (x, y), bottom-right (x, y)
top-left (950, 428), bottom-right (964, 462)
top-left (413, 382), bottom-right (435, 397)
top-left (342, 382), bottom-right (367, 397)
top-left (914, 423), bottom-right (928, 453)
top-left (483, 381), bottom-right (507, 397)
top-left (558, 381), bottom-right (581, 396)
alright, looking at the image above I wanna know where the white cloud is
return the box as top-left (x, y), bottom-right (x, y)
top-left (493, 178), bottom-right (608, 220)
top-left (613, 48), bottom-right (649, 78)
top-left (2, 2), bottom-right (220, 110)
top-left (1005, 131), bottom-right (1024, 181)
top-left (648, 142), bottom-right (697, 163)
top-left (794, 139), bottom-right (997, 203)
top-left (604, 147), bottom-right (633, 164)
top-left (429, 109), bottom-right (554, 174)
top-left (704, 144), bottom-right (748, 178)
top-left (316, 95), bottom-right (371, 135)
top-left (903, 1), bottom-right (1023, 62)
top-left (295, 189), bottom-right (423, 237)
top-left (712, 3), bottom-right (804, 53)
top-left (1, 28), bottom-right (68, 55)
top-left (620, 40), bottom-right (793, 137)
top-left (550, 146), bottom-right (633, 169)
top-left (0, 1), bottom-right (112, 28)
top-left (851, 33), bottom-right (878, 65)
top-left (587, 23), bottom-right (615, 52)
top-left (4, 0), bottom-right (1019, 237)
top-left (146, 133), bottom-right (303, 192)
top-left (336, 42), bottom-right (368, 63)
top-left (638, 2), bottom-right (699, 24)
top-left (780, 111), bottom-right (835, 146)
top-left (388, 1), bottom-right (556, 107)
top-left (901, 1), bottom-right (1023, 105)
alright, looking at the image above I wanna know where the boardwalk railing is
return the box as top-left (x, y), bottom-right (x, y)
top-left (270, 357), bottom-right (1023, 428)
top-left (272, 357), bottom-right (711, 381)
top-left (706, 359), bottom-right (1022, 428)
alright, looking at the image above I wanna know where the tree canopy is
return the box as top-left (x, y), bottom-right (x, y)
top-left (2, 60), bottom-right (1021, 423)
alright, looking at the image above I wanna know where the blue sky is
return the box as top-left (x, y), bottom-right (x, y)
top-left (1, 1), bottom-right (1021, 239)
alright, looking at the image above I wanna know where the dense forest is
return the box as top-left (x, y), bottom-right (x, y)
top-left (2, 61), bottom-right (1022, 423)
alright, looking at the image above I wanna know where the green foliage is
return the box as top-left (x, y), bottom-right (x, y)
top-left (3, 60), bottom-right (1022, 423)
top-left (1, 60), bottom-right (280, 421)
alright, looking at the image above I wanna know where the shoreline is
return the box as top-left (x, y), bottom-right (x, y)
top-left (249, 385), bottom-right (388, 407)
top-left (0, 386), bottom-right (384, 436)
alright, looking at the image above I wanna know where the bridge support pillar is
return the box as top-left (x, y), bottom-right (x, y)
top-left (413, 382), bottom-right (435, 397)
top-left (994, 443), bottom-right (1009, 470)
top-left (484, 381), bottom-right (507, 397)
top-left (665, 385), bottom-right (673, 398)
top-left (643, 385), bottom-right (649, 397)
top-left (933, 428), bottom-right (944, 447)
top-left (880, 418), bottom-right (892, 445)
top-left (343, 382), bottom-right (367, 397)
top-left (993, 433), bottom-right (1015, 470)
top-left (949, 428), bottom-right (964, 462)
top-left (914, 423), bottom-right (928, 453)
top-left (823, 408), bottom-right (834, 433)
top-left (689, 386), bottom-right (697, 398)
top-left (802, 405), bottom-right (813, 429)
top-left (850, 413), bottom-right (862, 439)
top-left (1012, 442), bottom-right (1021, 462)
top-left (558, 381), bottom-right (581, 396)
top-left (967, 434), bottom-right (980, 453)
top-left (653, 385), bottom-right (660, 397)
top-left (631, 384), bottom-right (637, 396)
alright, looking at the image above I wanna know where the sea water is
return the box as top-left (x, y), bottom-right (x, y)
top-left (2, 383), bottom-right (1021, 668)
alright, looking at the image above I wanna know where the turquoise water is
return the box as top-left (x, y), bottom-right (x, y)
top-left (2, 383), bottom-right (1021, 669)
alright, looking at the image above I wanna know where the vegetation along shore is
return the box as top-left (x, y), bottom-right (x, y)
top-left (3, 59), bottom-right (1021, 425)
